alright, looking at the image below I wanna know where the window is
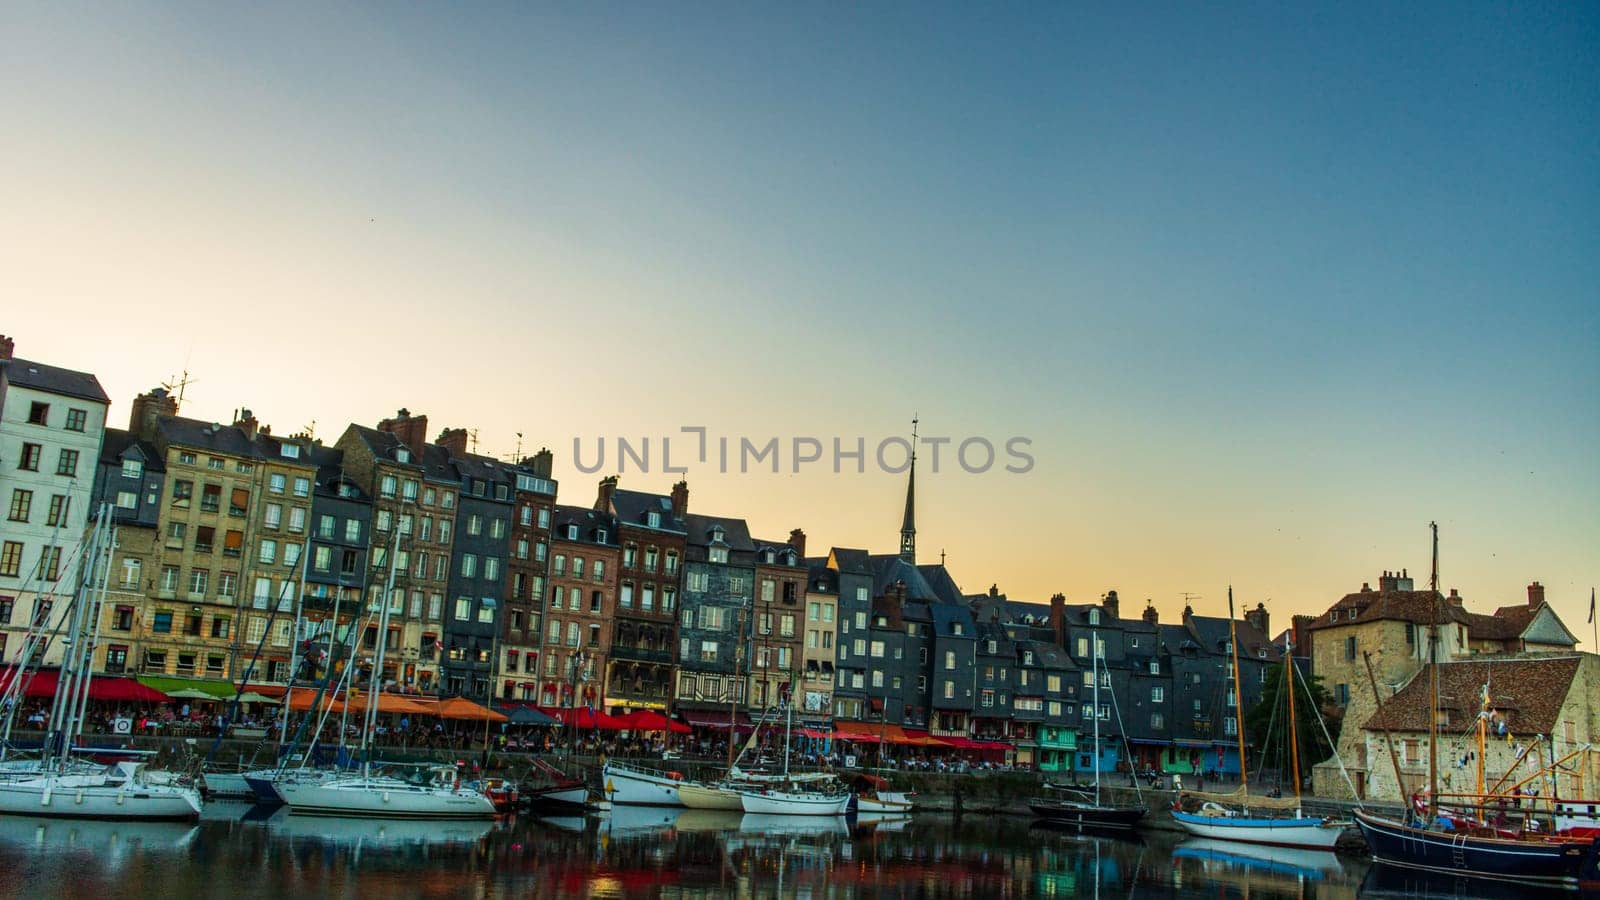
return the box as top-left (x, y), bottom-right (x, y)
top-left (56, 448), bottom-right (79, 477)
top-left (1149, 659), bottom-right (1160, 675)
top-left (122, 458), bottom-right (144, 479)
top-left (490, 518), bottom-right (506, 539)
top-left (441, 492), bottom-right (455, 509)
top-left (943, 681), bottom-right (955, 700)
top-left (1344, 635), bottom-right (1357, 661)
top-left (264, 503), bottom-right (283, 529)
top-left (152, 611), bottom-right (173, 633)
top-left (116, 491), bottom-right (138, 509)
top-left (1334, 683), bottom-right (1350, 706)
top-left (468, 514), bottom-right (483, 536)
top-left (455, 597), bottom-right (471, 620)
top-left (478, 600), bottom-right (495, 624)
top-left (252, 577), bottom-right (272, 608)
top-left (944, 650), bottom-right (955, 670)
top-left (1224, 718), bottom-right (1237, 736)
top-left (41, 547), bottom-right (61, 581)
top-left (870, 640), bottom-right (885, 659)
top-left (380, 475), bottom-right (397, 498)
top-left (1151, 713), bottom-right (1165, 729)
top-left (344, 518), bottom-right (361, 543)
top-left (6, 490), bottom-right (31, 522)
top-left (664, 550), bottom-right (678, 574)
top-left (1047, 674), bottom-right (1062, 692)
top-left (1089, 609), bottom-right (1100, 626)
top-left (1076, 637), bottom-right (1088, 657)
top-left (259, 539), bottom-right (277, 564)
top-left (1152, 686), bottom-right (1165, 703)
top-left (27, 402), bottom-right (49, 425)
top-left (708, 546), bottom-right (728, 564)
top-left (189, 569), bottom-right (209, 595)
top-left (402, 479), bottom-right (418, 501)
top-left (687, 570), bottom-right (709, 592)
top-left (699, 640), bottom-right (719, 662)
top-left (0, 543), bottom-right (22, 578)
top-left (268, 473), bottom-right (286, 494)
top-left (288, 507), bottom-right (306, 533)
top-left (120, 557), bottom-right (142, 588)
top-left (460, 554), bottom-right (477, 578)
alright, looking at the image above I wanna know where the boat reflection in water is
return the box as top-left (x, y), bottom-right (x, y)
top-left (738, 813), bottom-right (847, 837)
top-left (1175, 837), bottom-right (1345, 882)
top-left (601, 804), bottom-right (681, 837)
top-left (0, 814), bottom-right (198, 870)
top-left (259, 809), bottom-right (496, 848)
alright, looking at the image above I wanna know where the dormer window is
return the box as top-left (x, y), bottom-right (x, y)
top-left (646, 511), bottom-right (660, 528)
top-left (1088, 609), bottom-right (1100, 626)
top-left (784, 551), bottom-right (796, 566)
top-left (763, 550), bottom-right (775, 564)
top-left (953, 623), bottom-right (964, 636)
top-left (281, 443), bottom-right (300, 459)
top-left (711, 525), bottom-right (725, 542)
top-left (395, 448), bottom-right (411, 464)
top-left (566, 524), bottom-right (578, 540)
top-left (987, 640), bottom-right (998, 654)
top-left (1258, 648), bottom-right (1267, 658)
top-left (709, 546), bottom-right (729, 564)
top-left (595, 529), bottom-right (607, 543)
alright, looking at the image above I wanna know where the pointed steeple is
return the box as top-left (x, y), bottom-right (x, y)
top-left (899, 415), bottom-right (917, 564)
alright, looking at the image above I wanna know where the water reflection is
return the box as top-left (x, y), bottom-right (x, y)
top-left (0, 805), bottom-right (1391, 898)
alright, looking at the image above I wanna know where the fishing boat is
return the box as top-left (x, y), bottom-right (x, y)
top-left (1350, 524), bottom-right (1600, 889)
top-left (734, 696), bottom-right (847, 816)
top-left (602, 760), bottom-right (687, 807)
top-left (0, 511), bottom-right (202, 822)
top-left (1029, 627), bottom-right (1146, 831)
top-left (851, 774), bottom-right (915, 815)
top-left (1172, 588), bottom-right (1346, 850)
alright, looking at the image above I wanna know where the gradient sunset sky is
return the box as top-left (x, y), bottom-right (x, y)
top-left (3, 4), bottom-right (1596, 643)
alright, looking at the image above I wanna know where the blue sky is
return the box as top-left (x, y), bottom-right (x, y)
top-left (3, 2), bottom-right (1596, 633)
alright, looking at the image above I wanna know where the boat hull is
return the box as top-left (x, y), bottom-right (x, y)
top-left (202, 772), bottom-right (258, 801)
top-left (738, 789), bottom-right (851, 816)
top-left (857, 792), bottom-right (915, 815)
top-left (601, 763), bottom-right (685, 807)
top-left (1354, 809), bottom-right (1600, 889)
top-left (0, 776), bottom-right (201, 821)
top-left (524, 784), bottom-right (589, 811)
top-left (1173, 809), bottom-right (1344, 849)
top-left (1029, 801), bottom-right (1147, 831)
top-left (275, 777), bottom-right (497, 819)
top-left (676, 782), bottom-right (745, 811)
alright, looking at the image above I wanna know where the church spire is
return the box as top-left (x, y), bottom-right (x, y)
top-left (900, 415), bottom-right (917, 564)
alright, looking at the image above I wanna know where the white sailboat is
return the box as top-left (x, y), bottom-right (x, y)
top-left (0, 510), bottom-right (202, 821)
top-left (735, 694), bottom-right (848, 816)
top-left (276, 529), bottom-right (494, 820)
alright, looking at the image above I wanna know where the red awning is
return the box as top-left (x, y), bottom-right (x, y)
top-left (0, 668), bottom-right (170, 704)
top-left (539, 706), bottom-right (629, 731)
top-left (613, 709), bottom-right (691, 734)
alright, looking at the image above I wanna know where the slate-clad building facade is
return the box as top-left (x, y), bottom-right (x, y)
top-left (675, 511), bottom-right (756, 722)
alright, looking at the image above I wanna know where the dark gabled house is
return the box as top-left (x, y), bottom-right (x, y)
top-left (299, 443), bottom-right (371, 683)
top-left (824, 547), bottom-right (874, 721)
top-left (598, 478), bottom-right (687, 715)
top-left (928, 602), bottom-right (977, 736)
top-left (675, 510), bottom-right (756, 725)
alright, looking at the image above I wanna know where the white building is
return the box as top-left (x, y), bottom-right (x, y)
top-left (0, 335), bottom-right (110, 665)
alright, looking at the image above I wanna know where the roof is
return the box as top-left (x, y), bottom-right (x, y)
top-left (807, 563), bottom-right (839, 594)
top-left (867, 555), bottom-right (965, 604)
top-left (1306, 588), bottom-right (1472, 632)
top-left (306, 444), bottom-right (368, 500)
top-left (0, 357), bottom-right (110, 403)
top-left (683, 513), bottom-right (754, 551)
top-left (1019, 640), bottom-right (1074, 670)
top-left (827, 548), bottom-right (871, 576)
top-left (1185, 613), bottom-right (1276, 659)
top-left (1365, 656), bottom-right (1585, 734)
top-left (930, 603), bottom-right (976, 638)
top-left (552, 505), bottom-right (619, 545)
top-left (97, 427), bottom-right (165, 472)
top-left (608, 488), bottom-right (687, 534)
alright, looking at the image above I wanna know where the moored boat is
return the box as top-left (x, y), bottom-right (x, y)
top-left (275, 764), bottom-right (496, 819)
top-left (737, 784), bottom-right (850, 816)
top-left (602, 761), bottom-right (686, 807)
top-left (677, 780), bottom-right (745, 811)
top-left (851, 774), bottom-right (915, 815)
top-left (1354, 807), bottom-right (1600, 889)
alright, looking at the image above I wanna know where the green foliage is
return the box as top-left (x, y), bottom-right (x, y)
top-left (1243, 663), bottom-right (1340, 783)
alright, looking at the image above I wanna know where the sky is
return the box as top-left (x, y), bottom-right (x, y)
top-left (2, 3), bottom-right (1596, 645)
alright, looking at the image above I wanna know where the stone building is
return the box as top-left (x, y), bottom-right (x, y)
top-left (0, 337), bottom-right (109, 666)
top-left (1359, 654), bottom-right (1600, 802)
top-left (501, 450), bottom-right (556, 703)
top-left (799, 551), bottom-right (837, 722)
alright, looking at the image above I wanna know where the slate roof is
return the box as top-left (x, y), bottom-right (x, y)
top-left (346, 425), bottom-right (420, 468)
top-left (1365, 656), bottom-right (1584, 734)
top-left (867, 556), bottom-right (965, 604)
top-left (552, 504), bottom-right (619, 546)
top-left (1, 357), bottom-right (110, 403)
top-left (1019, 640), bottom-right (1075, 670)
top-left (306, 444), bottom-right (368, 500)
top-left (608, 489), bottom-right (687, 534)
top-left (1186, 614), bottom-right (1276, 659)
top-left (930, 603), bottom-right (976, 638)
top-left (752, 536), bottom-right (804, 567)
top-left (807, 563), bottom-right (839, 594)
top-left (98, 427), bottom-right (165, 472)
top-left (683, 513), bottom-right (755, 551)
top-left (916, 565), bottom-right (967, 606)
top-left (828, 548), bottom-right (871, 576)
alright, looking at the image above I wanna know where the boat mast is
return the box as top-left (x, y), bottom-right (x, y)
top-left (361, 524), bottom-right (403, 775)
top-left (1091, 627), bottom-right (1100, 806)
top-left (1476, 679), bottom-right (1488, 825)
top-left (1283, 629), bottom-right (1302, 806)
top-left (1427, 521), bottom-right (1440, 823)
top-left (728, 605), bottom-right (745, 771)
top-left (1363, 651), bottom-right (1408, 808)
top-left (1226, 586), bottom-right (1249, 798)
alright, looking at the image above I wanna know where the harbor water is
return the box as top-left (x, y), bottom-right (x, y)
top-left (0, 802), bottom-right (1580, 898)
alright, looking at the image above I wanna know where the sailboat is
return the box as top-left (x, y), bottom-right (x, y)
top-left (1353, 524), bottom-right (1600, 888)
top-left (735, 689), bottom-right (848, 816)
top-left (274, 528), bottom-right (495, 820)
top-left (1028, 628), bottom-right (1147, 830)
top-left (0, 508), bottom-right (202, 821)
top-left (1172, 588), bottom-right (1347, 849)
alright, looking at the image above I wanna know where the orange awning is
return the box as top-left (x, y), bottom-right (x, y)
top-left (430, 697), bottom-right (507, 722)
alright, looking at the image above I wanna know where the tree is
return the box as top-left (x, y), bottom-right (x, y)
top-left (1243, 661), bottom-right (1340, 788)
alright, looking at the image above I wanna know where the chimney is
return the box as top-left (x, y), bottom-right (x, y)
top-left (521, 448), bottom-right (554, 478)
top-left (436, 427), bottom-right (469, 457)
top-left (1103, 589), bottom-right (1120, 622)
top-left (1244, 601), bottom-right (1270, 638)
top-left (1291, 614), bottom-right (1316, 658)
top-left (670, 480), bottom-right (689, 518)
top-left (129, 387), bottom-right (179, 441)
top-left (233, 408), bottom-right (260, 441)
top-left (1448, 588), bottom-right (1463, 607)
top-left (1142, 601), bottom-right (1159, 626)
top-left (1526, 581), bottom-right (1544, 609)
top-left (788, 528), bottom-right (806, 559)
top-left (0, 335), bottom-right (13, 360)
top-left (989, 584), bottom-right (1000, 598)
top-left (1049, 593), bottom-right (1066, 647)
top-left (595, 475), bottom-right (619, 512)
top-left (1379, 569), bottom-right (1415, 591)
top-left (377, 409), bottom-right (428, 459)
top-left (876, 580), bottom-right (907, 629)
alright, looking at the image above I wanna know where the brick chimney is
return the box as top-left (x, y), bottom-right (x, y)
top-left (233, 408), bottom-right (260, 441)
top-left (595, 475), bottom-right (619, 511)
top-left (670, 480), bottom-right (689, 518)
top-left (377, 409), bottom-right (428, 459)
top-left (522, 448), bottom-right (554, 478)
top-left (1526, 581), bottom-right (1545, 609)
top-left (1142, 601), bottom-right (1159, 626)
top-left (1379, 569), bottom-right (1414, 591)
top-left (1049, 593), bottom-right (1066, 647)
top-left (0, 335), bottom-right (13, 360)
top-left (788, 528), bottom-right (806, 559)
top-left (436, 427), bottom-right (469, 457)
top-left (1102, 589), bottom-right (1119, 622)
top-left (1244, 601), bottom-right (1269, 638)
top-left (1448, 588), bottom-right (1463, 607)
top-left (129, 387), bottom-right (179, 441)
top-left (876, 580), bottom-right (907, 629)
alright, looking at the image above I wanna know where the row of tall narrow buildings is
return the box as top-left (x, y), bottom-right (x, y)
top-left (2, 335), bottom-right (1592, 787)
